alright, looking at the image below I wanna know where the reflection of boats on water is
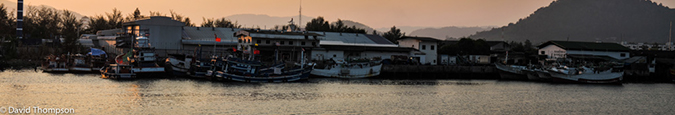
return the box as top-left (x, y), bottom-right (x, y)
top-left (311, 58), bottom-right (382, 78)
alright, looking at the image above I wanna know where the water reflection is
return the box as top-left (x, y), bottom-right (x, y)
top-left (1, 70), bottom-right (674, 114)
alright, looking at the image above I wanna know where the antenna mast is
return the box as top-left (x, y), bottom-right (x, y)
top-left (299, 0), bottom-right (302, 29)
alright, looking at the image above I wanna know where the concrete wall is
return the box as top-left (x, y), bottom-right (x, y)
top-left (311, 50), bottom-right (344, 61)
top-left (398, 39), bottom-right (420, 50)
top-left (566, 50), bottom-right (629, 60)
top-left (539, 45), bottom-right (567, 59)
top-left (359, 51), bottom-right (409, 60)
top-left (418, 42), bottom-right (438, 65)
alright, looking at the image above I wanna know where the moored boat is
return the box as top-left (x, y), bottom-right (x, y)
top-left (41, 54), bottom-right (69, 72)
top-left (100, 64), bottom-right (136, 79)
top-left (546, 66), bottom-right (623, 84)
top-left (495, 62), bottom-right (528, 80)
top-left (69, 54), bottom-right (93, 72)
top-left (165, 54), bottom-right (193, 76)
top-left (214, 56), bottom-right (313, 82)
top-left (311, 59), bottom-right (382, 78)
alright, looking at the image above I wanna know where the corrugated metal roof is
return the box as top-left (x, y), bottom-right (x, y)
top-left (365, 35), bottom-right (395, 45)
top-left (399, 36), bottom-right (441, 42)
top-left (317, 32), bottom-right (376, 44)
top-left (538, 41), bottom-right (630, 52)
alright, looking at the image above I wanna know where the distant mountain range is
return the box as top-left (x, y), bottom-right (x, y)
top-left (224, 14), bottom-right (313, 29)
top-left (409, 26), bottom-right (492, 40)
top-left (469, 0), bottom-right (675, 43)
top-left (1, 0), bottom-right (84, 19)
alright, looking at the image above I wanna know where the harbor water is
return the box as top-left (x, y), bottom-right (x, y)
top-left (1, 70), bottom-right (674, 114)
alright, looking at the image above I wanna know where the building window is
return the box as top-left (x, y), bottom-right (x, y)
top-left (312, 42), bottom-right (316, 46)
top-left (289, 41), bottom-right (294, 45)
top-left (333, 54), bottom-right (336, 57)
top-left (238, 39), bottom-right (242, 43)
top-left (301, 42), bottom-right (306, 45)
top-left (541, 51), bottom-right (545, 54)
top-left (431, 45), bottom-right (435, 50)
top-left (620, 53), bottom-right (626, 57)
top-left (257, 40), bottom-right (261, 44)
top-left (266, 40), bottom-right (270, 44)
top-left (422, 45), bottom-right (426, 50)
top-left (280, 41), bottom-right (285, 45)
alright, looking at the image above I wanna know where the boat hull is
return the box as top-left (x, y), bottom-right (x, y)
top-left (217, 68), bottom-right (311, 83)
top-left (311, 64), bottom-right (382, 79)
top-left (494, 63), bottom-right (528, 80)
top-left (547, 70), bottom-right (623, 84)
top-left (69, 67), bottom-right (93, 72)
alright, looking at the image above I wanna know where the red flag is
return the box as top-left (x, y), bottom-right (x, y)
top-left (215, 34), bottom-right (221, 42)
top-left (232, 47), bottom-right (236, 52)
top-left (254, 50), bottom-right (260, 54)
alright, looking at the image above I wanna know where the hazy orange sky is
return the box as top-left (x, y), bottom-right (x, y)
top-left (9, 0), bottom-right (675, 28)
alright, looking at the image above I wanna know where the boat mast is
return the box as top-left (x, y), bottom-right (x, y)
top-left (669, 21), bottom-right (672, 51)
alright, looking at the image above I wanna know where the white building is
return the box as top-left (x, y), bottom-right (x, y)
top-left (312, 32), bottom-right (413, 61)
top-left (398, 36), bottom-right (441, 65)
top-left (538, 41), bottom-right (631, 60)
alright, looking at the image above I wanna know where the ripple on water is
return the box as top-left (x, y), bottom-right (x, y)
top-left (1, 70), bottom-right (675, 114)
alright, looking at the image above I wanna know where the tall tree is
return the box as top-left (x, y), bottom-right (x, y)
top-left (382, 26), bottom-right (404, 44)
top-left (133, 8), bottom-right (142, 20)
top-left (169, 10), bottom-right (194, 27)
top-left (106, 8), bottom-right (124, 29)
top-left (0, 4), bottom-right (15, 38)
top-left (305, 16), bottom-right (330, 31)
top-left (60, 10), bottom-right (83, 53)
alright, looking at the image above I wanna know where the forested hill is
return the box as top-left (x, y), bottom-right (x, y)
top-left (469, 0), bottom-right (675, 43)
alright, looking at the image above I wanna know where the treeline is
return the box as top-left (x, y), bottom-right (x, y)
top-left (304, 16), bottom-right (366, 33)
top-left (439, 38), bottom-right (536, 55)
top-left (0, 4), bottom-right (84, 58)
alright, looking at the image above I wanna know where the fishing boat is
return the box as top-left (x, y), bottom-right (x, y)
top-left (546, 66), bottom-right (623, 84)
top-left (102, 34), bottom-right (164, 79)
top-left (41, 54), bottom-right (69, 72)
top-left (100, 64), bottom-right (136, 79)
top-left (522, 68), bottom-right (540, 81)
top-left (214, 56), bottom-right (312, 82)
top-left (165, 54), bottom-right (193, 76)
top-left (68, 54), bottom-right (93, 72)
top-left (310, 58), bottom-right (382, 78)
top-left (88, 48), bottom-right (108, 71)
top-left (495, 62), bottom-right (528, 80)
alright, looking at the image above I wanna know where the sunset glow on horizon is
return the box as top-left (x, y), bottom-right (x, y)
top-left (5, 0), bottom-right (675, 28)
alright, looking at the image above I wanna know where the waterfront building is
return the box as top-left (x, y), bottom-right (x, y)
top-left (398, 36), bottom-right (441, 65)
top-left (620, 42), bottom-right (675, 51)
top-left (313, 32), bottom-right (412, 62)
top-left (88, 16), bottom-right (416, 61)
top-left (538, 41), bottom-right (631, 60)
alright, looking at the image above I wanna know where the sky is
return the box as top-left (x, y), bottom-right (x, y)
top-left (8, 0), bottom-right (675, 28)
